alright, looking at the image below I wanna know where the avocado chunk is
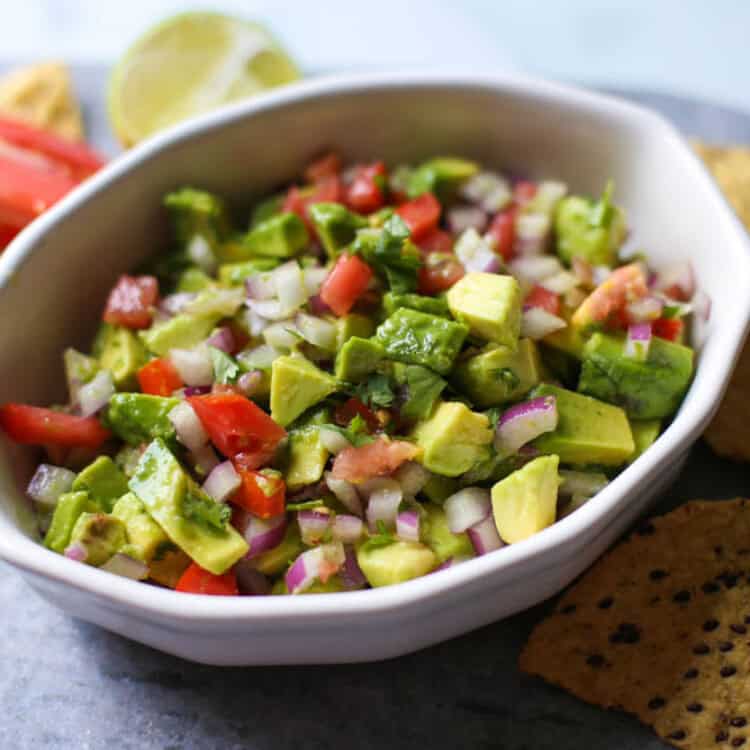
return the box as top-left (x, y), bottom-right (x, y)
top-left (446, 272), bottom-right (522, 348)
top-left (491, 455), bottom-right (560, 543)
top-left (253, 524), bottom-right (304, 576)
top-left (630, 419), bottom-right (661, 461)
top-left (286, 428), bottom-right (329, 490)
top-left (421, 474), bottom-right (458, 504)
top-left (106, 393), bottom-right (180, 446)
top-left (308, 202), bottom-right (367, 258)
top-left (217, 258), bottom-right (278, 286)
top-left (335, 313), bottom-right (375, 349)
top-left (139, 314), bottom-right (216, 356)
top-left (64, 348), bottom-right (100, 401)
top-left (335, 337), bottom-right (385, 382)
top-left (382, 292), bottom-right (450, 318)
top-left (112, 492), bottom-right (171, 563)
top-left (175, 267), bottom-right (214, 292)
top-left (129, 439), bottom-right (248, 574)
top-left (241, 212), bottom-right (309, 259)
top-left (375, 308), bottom-right (468, 375)
top-left (411, 401), bottom-right (493, 477)
top-left (422, 503), bottom-right (474, 563)
top-left (44, 491), bottom-right (97, 553)
top-left (93, 323), bottom-right (147, 389)
top-left (250, 193), bottom-right (284, 228)
top-left (149, 548), bottom-right (191, 589)
top-left (72, 456), bottom-right (129, 512)
top-left (542, 320), bottom-right (585, 359)
top-left (69, 512), bottom-right (128, 566)
top-left (578, 332), bottom-right (694, 420)
top-left (164, 187), bottom-right (231, 259)
top-left (406, 157), bottom-right (479, 199)
top-left (356, 540), bottom-right (437, 587)
top-left (452, 338), bottom-right (542, 407)
top-left (270, 355), bottom-right (339, 427)
top-left (530, 384), bottom-right (635, 466)
top-left (390, 362), bottom-right (447, 420)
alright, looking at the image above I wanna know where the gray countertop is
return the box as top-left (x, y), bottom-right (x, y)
top-left (2, 67), bottom-right (750, 749)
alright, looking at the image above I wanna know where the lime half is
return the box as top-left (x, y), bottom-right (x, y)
top-left (108, 12), bottom-right (301, 146)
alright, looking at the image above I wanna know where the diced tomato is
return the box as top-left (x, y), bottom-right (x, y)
top-left (232, 466), bottom-right (286, 518)
top-left (418, 253), bottom-right (465, 295)
top-left (187, 392), bottom-right (286, 460)
top-left (304, 151), bottom-right (341, 183)
top-left (175, 563), bottom-right (239, 596)
top-left (0, 404), bottom-right (110, 448)
top-left (486, 207), bottom-right (517, 262)
top-left (396, 192), bottom-right (441, 241)
top-left (335, 398), bottom-right (380, 433)
top-left (331, 438), bottom-right (420, 484)
top-left (345, 161), bottom-right (386, 214)
top-left (525, 284), bottom-right (561, 316)
top-left (102, 275), bottom-right (159, 330)
top-left (137, 358), bottom-right (183, 397)
top-left (283, 175), bottom-right (343, 232)
top-left (417, 228), bottom-right (454, 255)
top-left (652, 317), bottom-right (684, 342)
top-left (513, 180), bottom-right (537, 206)
top-left (319, 252), bottom-right (374, 316)
top-left (572, 264), bottom-right (648, 329)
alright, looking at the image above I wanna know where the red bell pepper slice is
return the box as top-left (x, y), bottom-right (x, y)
top-left (525, 284), bottom-right (561, 316)
top-left (231, 466), bottom-right (286, 518)
top-left (319, 252), bottom-right (374, 316)
top-left (137, 358), bottom-right (183, 397)
top-left (0, 404), bottom-right (110, 448)
top-left (102, 275), bottom-right (159, 330)
top-left (175, 562), bottom-right (239, 595)
top-left (396, 192), bottom-right (441, 241)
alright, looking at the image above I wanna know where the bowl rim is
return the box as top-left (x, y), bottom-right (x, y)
top-left (2, 69), bottom-right (750, 624)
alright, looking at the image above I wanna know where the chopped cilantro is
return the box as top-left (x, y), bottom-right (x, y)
top-left (356, 373), bottom-right (395, 408)
top-left (182, 486), bottom-right (231, 530)
top-left (286, 499), bottom-right (326, 512)
top-left (208, 346), bottom-right (240, 384)
top-left (320, 413), bottom-right (374, 448)
top-left (589, 180), bottom-right (615, 229)
top-left (362, 519), bottom-right (397, 550)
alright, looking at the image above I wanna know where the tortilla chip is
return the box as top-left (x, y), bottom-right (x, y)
top-left (0, 61), bottom-right (83, 140)
top-left (521, 499), bottom-right (750, 748)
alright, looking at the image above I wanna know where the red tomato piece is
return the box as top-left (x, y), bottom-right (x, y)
top-left (319, 252), bottom-right (374, 316)
top-left (396, 192), bottom-right (441, 241)
top-left (418, 253), bottom-right (465, 295)
top-left (283, 175), bottom-right (343, 232)
top-left (335, 398), bottom-right (380, 433)
top-left (513, 180), bottom-right (537, 205)
top-left (0, 223), bottom-right (19, 249)
top-left (345, 161), bottom-right (386, 214)
top-left (103, 275), bottom-right (159, 330)
top-left (0, 404), bottom-right (110, 448)
top-left (486, 207), bottom-right (517, 262)
top-left (525, 284), bottom-right (561, 316)
top-left (331, 438), bottom-right (420, 484)
top-left (304, 151), bottom-right (341, 183)
top-left (652, 317), bottom-right (684, 342)
top-left (232, 466), bottom-right (286, 518)
top-left (175, 563), bottom-right (239, 596)
top-left (417, 228), bottom-right (454, 255)
top-left (137, 358), bottom-right (183, 396)
top-left (187, 393), bottom-right (286, 460)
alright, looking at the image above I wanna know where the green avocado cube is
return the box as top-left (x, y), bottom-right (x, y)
top-left (286, 429), bottom-right (329, 491)
top-left (217, 258), bottom-right (278, 286)
top-left (164, 187), bottom-right (231, 257)
top-left (270, 355), bottom-right (339, 427)
top-left (308, 202), bottom-right (367, 258)
top-left (578, 332), bottom-right (694, 420)
top-left (44, 491), bottom-right (97, 553)
top-left (335, 337), bottom-right (385, 382)
top-left (406, 157), bottom-right (479, 199)
top-left (249, 194), bottom-right (284, 228)
top-left (531, 384), bottom-right (635, 466)
top-left (446, 272), bottom-right (522, 348)
top-left (111, 492), bottom-right (170, 563)
top-left (356, 540), bottom-right (437, 587)
top-left (375, 308), bottom-right (468, 375)
top-left (129, 439), bottom-right (248, 574)
top-left (72, 456), bottom-right (129, 512)
top-left (139, 314), bottom-right (216, 356)
top-left (451, 338), bottom-right (542, 407)
top-left (335, 313), bottom-right (375, 349)
top-left (421, 474), bottom-right (458, 504)
top-left (253, 524), bottom-right (304, 576)
top-left (382, 292), bottom-right (450, 318)
top-left (93, 324), bottom-right (147, 389)
top-left (175, 267), bottom-right (214, 292)
top-left (106, 393), bottom-right (180, 446)
top-left (241, 212), bottom-right (309, 259)
top-left (422, 503), bottom-right (474, 563)
top-left (391, 362), bottom-right (446, 420)
top-left (411, 401), bottom-right (493, 477)
top-left (69, 512), bottom-right (128, 566)
top-left (629, 419), bottom-right (662, 461)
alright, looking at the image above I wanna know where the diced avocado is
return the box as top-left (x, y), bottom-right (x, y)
top-left (538, 343), bottom-right (581, 389)
top-left (356, 540), bottom-right (437, 587)
top-left (69, 512), bottom-right (128, 566)
top-left (335, 337), bottom-right (385, 382)
top-left (164, 187), bottom-right (231, 247)
top-left (555, 185), bottom-right (627, 267)
top-left (530, 384), bottom-right (635, 466)
top-left (129, 439), bottom-right (248, 574)
top-left (491, 455), bottom-right (560, 543)
top-left (44, 491), bottom-right (97, 553)
top-left (447, 273), bottom-right (521, 348)
top-left (411, 402), bottom-right (493, 477)
top-left (421, 474), bottom-right (458, 504)
top-left (217, 258), bottom-right (278, 286)
top-left (630, 419), bottom-right (661, 461)
top-left (382, 292), bottom-right (450, 318)
top-left (64, 348), bottom-right (99, 401)
top-left (390, 362), bottom-right (446, 420)
top-left (250, 194), bottom-right (284, 228)
top-left (422, 503), bottom-right (474, 563)
top-left (93, 324), bottom-right (147, 389)
top-left (286, 428), bottom-right (329, 490)
top-left (270, 355), bottom-right (339, 427)
top-left (407, 157), bottom-right (479, 199)
top-left (140, 314), bottom-right (216, 356)
top-left (452, 338), bottom-right (542, 407)
top-left (149, 547), bottom-right (191, 588)
top-left (72, 456), bottom-right (129, 512)
top-left (542, 318), bottom-right (585, 359)
top-left (308, 202), bottom-right (367, 258)
top-left (335, 313), bottom-right (375, 349)
top-left (112, 492), bottom-right (170, 563)
top-left (253, 524), bottom-right (304, 576)
top-left (368, 206), bottom-right (395, 228)
top-left (241, 212), bottom-right (309, 259)
top-left (375, 308), bottom-right (468, 375)
top-left (105, 393), bottom-right (180, 446)
top-left (578, 332), bottom-right (694, 420)
top-left (175, 267), bottom-right (214, 292)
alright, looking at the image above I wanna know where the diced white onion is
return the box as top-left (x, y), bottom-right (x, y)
top-left (331, 514), bottom-right (364, 544)
top-left (170, 347), bottom-right (214, 386)
top-left (237, 344), bottom-right (281, 371)
top-left (448, 205), bottom-right (487, 235)
top-left (262, 320), bottom-right (300, 350)
top-left (365, 478), bottom-right (403, 532)
top-left (168, 401), bottom-right (209, 452)
top-left (559, 470), bottom-right (609, 498)
top-left (273, 261), bottom-right (308, 313)
top-left (295, 313), bottom-right (337, 352)
top-left (187, 234), bottom-right (216, 274)
top-left (160, 292), bottom-right (195, 316)
top-left (527, 180), bottom-right (567, 213)
top-left (319, 427), bottom-right (351, 455)
top-left (521, 307), bottom-right (567, 339)
top-left (393, 462), bottom-right (429, 498)
top-left (202, 461), bottom-right (241, 503)
top-left (540, 271), bottom-right (579, 295)
top-left (325, 472), bottom-right (362, 516)
top-left (509, 255), bottom-right (562, 283)
top-left (27, 464), bottom-right (76, 507)
top-left (461, 172), bottom-right (512, 212)
top-left (192, 443), bottom-right (220, 475)
top-left (303, 266), bottom-right (330, 296)
top-left (100, 553), bottom-right (149, 580)
top-left (78, 370), bottom-right (115, 417)
top-left (245, 272), bottom-right (276, 300)
top-left (247, 298), bottom-right (287, 321)
top-left (515, 213), bottom-right (550, 252)
top-left (444, 487), bottom-right (491, 533)
top-left (454, 228), bottom-right (501, 273)
top-left (244, 307), bottom-right (270, 337)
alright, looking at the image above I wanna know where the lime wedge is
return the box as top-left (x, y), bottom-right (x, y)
top-left (108, 12), bottom-right (301, 146)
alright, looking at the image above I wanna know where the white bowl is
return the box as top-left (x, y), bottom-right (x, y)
top-left (1, 72), bottom-right (748, 666)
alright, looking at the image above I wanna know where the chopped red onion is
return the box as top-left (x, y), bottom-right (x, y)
top-left (521, 307), bottom-right (567, 339)
top-left (331, 514), bottom-right (364, 544)
top-left (298, 508), bottom-right (332, 545)
top-left (100, 553), bottom-right (149, 580)
top-left (319, 427), bottom-right (351, 455)
top-left (444, 487), bottom-right (491, 533)
top-left (540, 270), bottom-right (579, 295)
top-left (191, 443), bottom-right (220, 475)
top-left (625, 322), bottom-right (652, 361)
top-left (78, 370), bottom-right (115, 417)
top-left (559, 470), bottom-right (609, 498)
top-left (303, 266), bottom-right (329, 296)
top-left (237, 344), bottom-right (280, 371)
top-left (262, 320), bottom-right (300, 349)
top-left (626, 295), bottom-right (663, 322)
top-left (27, 464), bottom-right (76, 507)
top-left (339, 545), bottom-right (367, 589)
top-left (308, 294), bottom-right (331, 316)
top-left (202, 460), bottom-right (241, 503)
top-left (467, 515), bottom-right (504, 555)
top-left (509, 255), bottom-right (562, 283)
top-left (234, 559), bottom-right (272, 595)
top-left (494, 396), bottom-right (558, 458)
top-left (205, 326), bottom-right (235, 354)
top-left (244, 514), bottom-right (287, 559)
top-left (461, 172), bottom-right (512, 212)
top-left (285, 542), bottom-right (345, 594)
top-left (160, 292), bottom-right (196, 316)
top-left (168, 401), bottom-right (209, 452)
top-left (64, 542), bottom-right (87, 562)
top-left (325, 472), bottom-right (362, 516)
top-left (454, 228), bottom-right (502, 273)
top-left (244, 307), bottom-right (270, 337)
top-left (365, 478), bottom-right (403, 532)
top-left (237, 370), bottom-right (263, 397)
top-left (295, 312), bottom-right (337, 352)
top-left (448, 205), bottom-right (488, 235)
top-left (245, 272), bottom-right (276, 300)
top-left (393, 461), bottom-right (429, 497)
top-left (170, 347), bottom-right (213, 386)
top-left (396, 509), bottom-right (420, 542)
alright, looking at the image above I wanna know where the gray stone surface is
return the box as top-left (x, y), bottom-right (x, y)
top-left (1, 67), bottom-right (750, 749)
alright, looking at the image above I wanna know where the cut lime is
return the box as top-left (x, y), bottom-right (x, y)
top-left (108, 12), bottom-right (301, 146)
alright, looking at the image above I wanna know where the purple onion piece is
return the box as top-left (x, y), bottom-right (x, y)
top-left (494, 396), bottom-right (558, 458)
top-left (467, 515), bottom-right (505, 556)
top-left (625, 322), bottom-right (652, 361)
top-left (244, 514), bottom-right (287, 559)
top-left (339, 545), bottom-right (367, 590)
top-left (396, 509), bottom-right (420, 542)
top-left (205, 326), bottom-right (235, 354)
top-left (234, 559), bottom-right (272, 595)
top-left (183, 385), bottom-right (212, 397)
top-left (297, 509), bottom-right (332, 545)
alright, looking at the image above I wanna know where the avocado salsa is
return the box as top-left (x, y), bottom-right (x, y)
top-left (0, 153), bottom-right (698, 596)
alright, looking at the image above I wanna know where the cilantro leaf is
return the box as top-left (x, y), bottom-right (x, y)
top-left (362, 519), bottom-right (397, 550)
top-left (182, 485), bottom-right (231, 531)
top-left (320, 413), bottom-right (374, 448)
top-left (208, 346), bottom-right (240, 384)
top-left (355, 373), bottom-right (395, 408)
top-left (589, 180), bottom-right (615, 229)
top-left (355, 215), bottom-right (421, 293)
